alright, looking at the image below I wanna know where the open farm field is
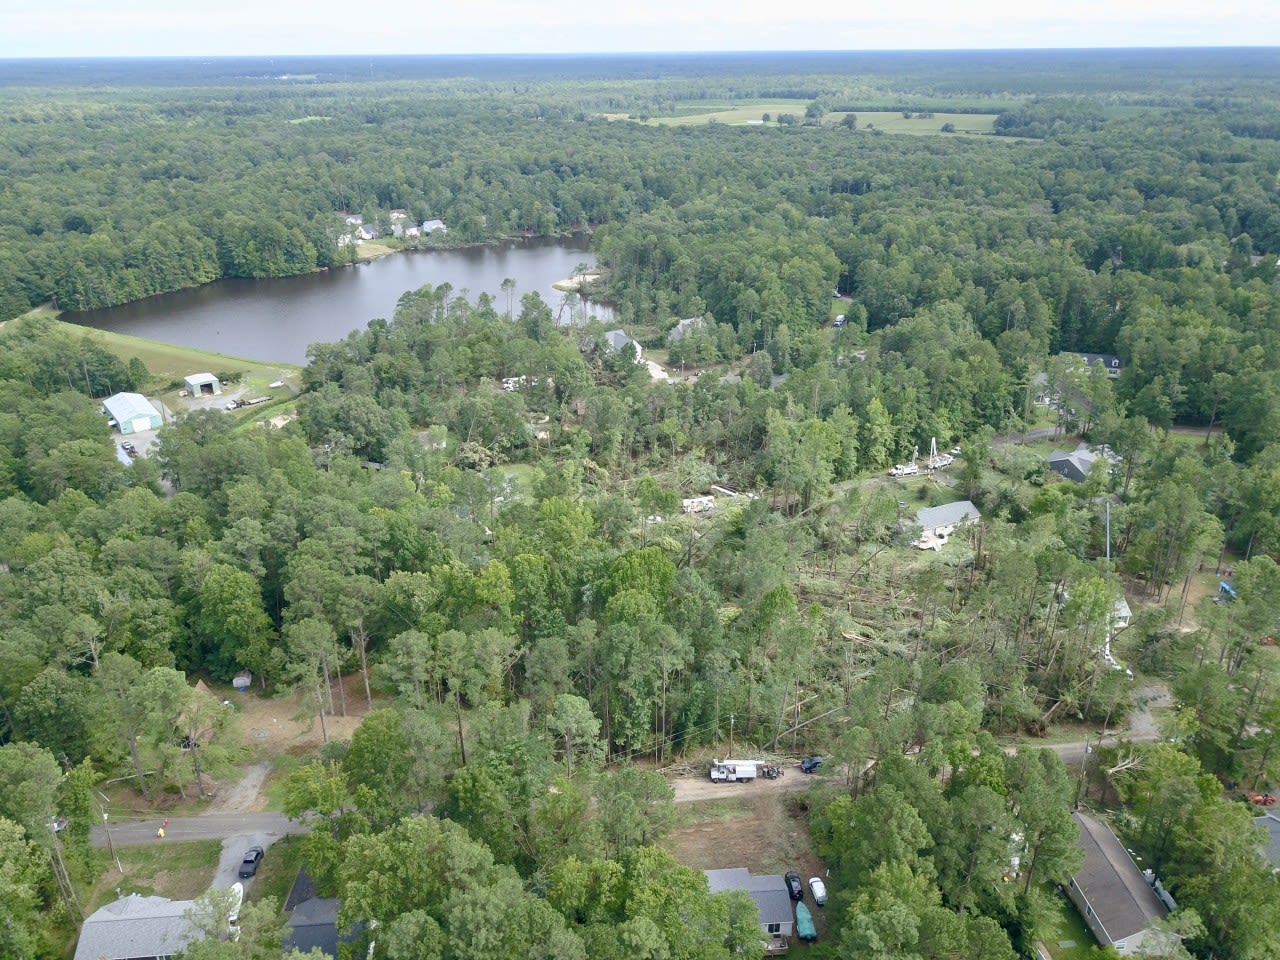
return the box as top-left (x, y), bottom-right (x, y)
top-left (843, 110), bottom-right (998, 134)
top-left (640, 101), bottom-right (998, 134)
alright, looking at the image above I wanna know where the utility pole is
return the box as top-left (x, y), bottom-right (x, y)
top-left (729, 714), bottom-right (735, 756)
top-left (99, 792), bottom-right (122, 873)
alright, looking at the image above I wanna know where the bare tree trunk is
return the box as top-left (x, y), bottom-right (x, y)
top-left (316, 683), bottom-right (329, 743)
top-left (127, 730), bottom-right (150, 802)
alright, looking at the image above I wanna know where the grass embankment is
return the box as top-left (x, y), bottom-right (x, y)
top-left (83, 839), bottom-right (222, 911)
top-left (29, 310), bottom-right (304, 425)
top-left (35, 311), bottom-right (299, 387)
top-left (251, 834), bottom-right (306, 907)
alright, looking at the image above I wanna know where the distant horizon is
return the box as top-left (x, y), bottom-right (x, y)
top-left (5, 0), bottom-right (1279, 59)
top-left (2, 45), bottom-right (1279, 62)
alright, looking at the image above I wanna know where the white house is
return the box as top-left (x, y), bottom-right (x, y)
top-left (421, 219), bottom-right (447, 234)
top-left (1066, 813), bottom-right (1170, 956)
top-left (102, 393), bottom-right (162, 435)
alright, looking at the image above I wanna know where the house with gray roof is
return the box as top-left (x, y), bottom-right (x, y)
top-left (704, 867), bottom-right (793, 946)
top-left (604, 329), bottom-right (643, 362)
top-left (102, 393), bottom-right (162, 435)
top-left (74, 893), bottom-right (201, 960)
top-left (667, 316), bottom-right (706, 343)
top-left (1048, 444), bottom-right (1118, 483)
top-left (1257, 813), bottom-right (1280, 872)
top-left (1066, 813), bottom-right (1169, 956)
top-left (915, 500), bottom-right (981, 540)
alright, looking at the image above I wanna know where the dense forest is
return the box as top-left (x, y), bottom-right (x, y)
top-left (1, 49), bottom-right (1280, 960)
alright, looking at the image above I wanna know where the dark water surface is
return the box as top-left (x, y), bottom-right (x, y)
top-left (71, 237), bottom-right (607, 364)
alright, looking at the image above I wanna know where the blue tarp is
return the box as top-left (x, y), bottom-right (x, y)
top-left (1219, 580), bottom-right (1238, 599)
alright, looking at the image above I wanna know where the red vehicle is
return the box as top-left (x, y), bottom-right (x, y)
top-left (1247, 792), bottom-right (1277, 806)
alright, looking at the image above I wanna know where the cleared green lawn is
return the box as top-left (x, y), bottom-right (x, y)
top-left (1042, 887), bottom-right (1101, 960)
top-left (639, 102), bottom-right (998, 135)
top-left (841, 111), bottom-right (998, 135)
top-left (84, 839), bottom-right (221, 910)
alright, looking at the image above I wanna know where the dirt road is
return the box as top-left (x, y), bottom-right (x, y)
top-left (672, 769), bottom-right (816, 804)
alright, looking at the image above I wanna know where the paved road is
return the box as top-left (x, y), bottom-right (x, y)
top-left (92, 811), bottom-right (303, 847)
top-left (92, 811), bottom-right (307, 891)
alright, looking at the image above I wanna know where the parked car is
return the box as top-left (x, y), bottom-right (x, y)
top-left (238, 846), bottom-right (264, 878)
top-left (808, 876), bottom-right (827, 906)
top-left (800, 755), bottom-right (824, 774)
top-left (784, 870), bottom-right (804, 901)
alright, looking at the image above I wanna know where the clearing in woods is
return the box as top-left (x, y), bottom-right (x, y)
top-left (667, 781), bottom-right (832, 944)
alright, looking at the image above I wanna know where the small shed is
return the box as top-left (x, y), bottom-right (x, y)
top-left (102, 393), bottom-right (162, 435)
top-left (183, 372), bottom-right (222, 396)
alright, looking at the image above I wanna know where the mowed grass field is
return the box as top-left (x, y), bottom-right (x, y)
top-left (635, 102), bottom-right (997, 135)
top-left (15, 308), bottom-right (299, 388)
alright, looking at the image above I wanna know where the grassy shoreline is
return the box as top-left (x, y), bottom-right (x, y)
top-left (16, 306), bottom-right (301, 382)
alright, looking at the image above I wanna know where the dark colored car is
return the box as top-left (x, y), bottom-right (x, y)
top-left (238, 846), bottom-right (264, 878)
top-left (784, 870), bottom-right (804, 901)
top-left (800, 755), bottom-right (824, 774)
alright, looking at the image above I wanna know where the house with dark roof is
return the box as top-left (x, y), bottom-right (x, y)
top-left (1066, 813), bottom-right (1170, 956)
top-left (704, 867), bottom-right (793, 947)
top-left (1257, 813), bottom-right (1280, 872)
top-left (283, 868), bottom-right (360, 958)
top-left (1048, 444), bottom-right (1119, 483)
top-left (74, 894), bottom-right (202, 960)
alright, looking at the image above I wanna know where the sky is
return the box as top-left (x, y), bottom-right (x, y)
top-left (3, 0), bottom-right (1279, 58)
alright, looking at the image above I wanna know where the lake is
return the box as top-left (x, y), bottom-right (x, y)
top-left (71, 236), bottom-right (610, 364)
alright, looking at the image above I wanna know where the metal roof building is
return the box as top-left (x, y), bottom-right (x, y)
top-left (102, 392), bottom-right (162, 435)
top-left (183, 373), bottom-right (221, 396)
